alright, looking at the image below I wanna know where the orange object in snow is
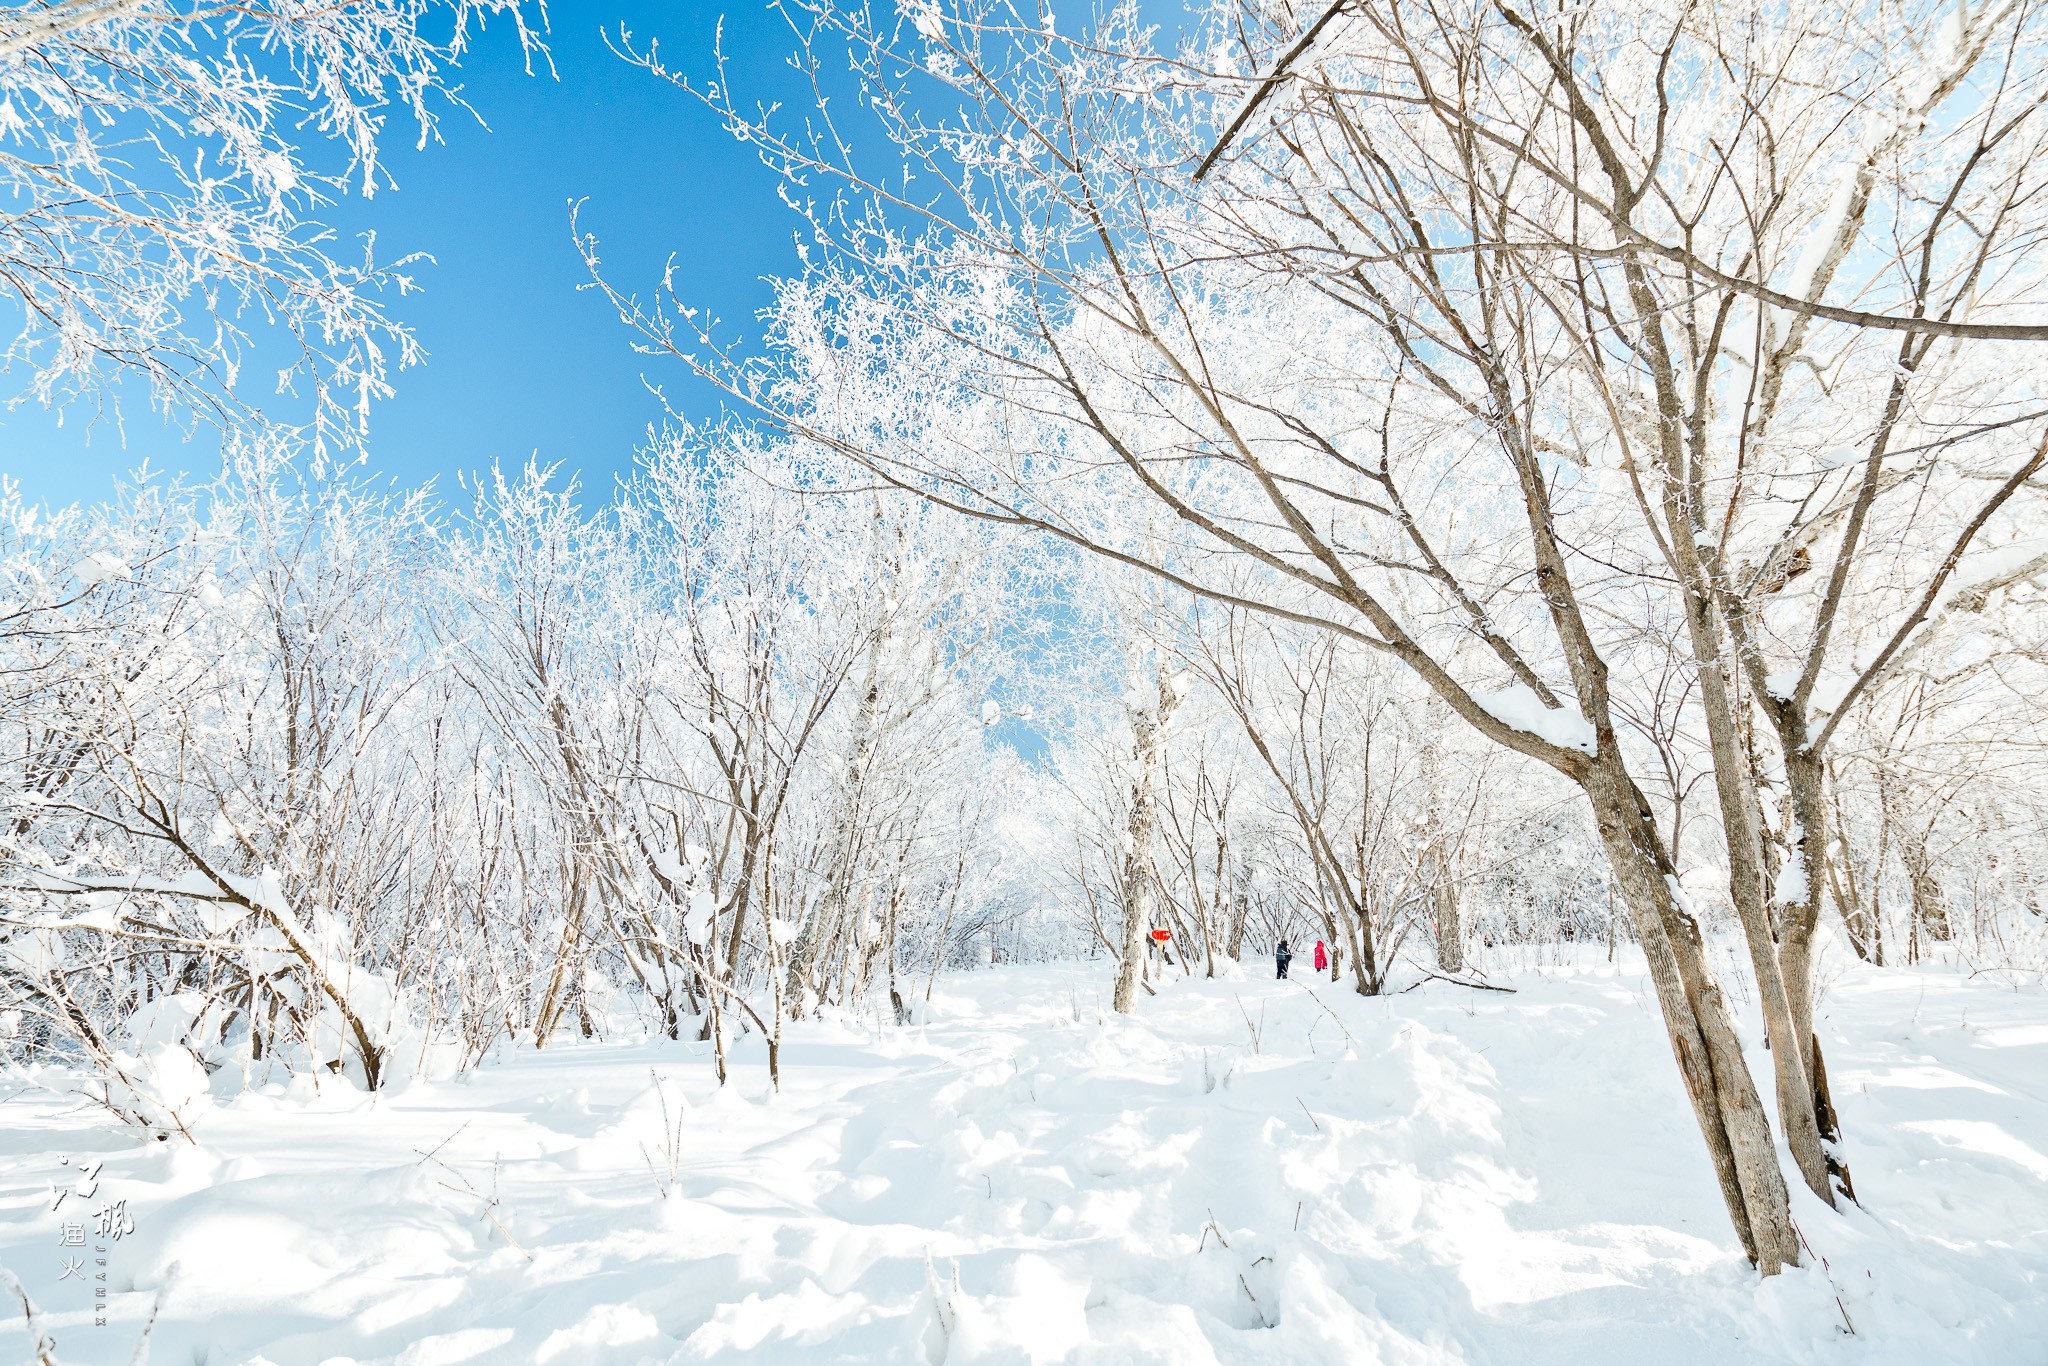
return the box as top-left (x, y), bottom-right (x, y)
top-left (1151, 929), bottom-right (1172, 942)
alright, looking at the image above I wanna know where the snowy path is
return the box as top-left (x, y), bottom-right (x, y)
top-left (2, 955), bottom-right (2044, 1364)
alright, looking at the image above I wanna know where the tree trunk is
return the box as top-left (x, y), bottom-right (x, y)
top-left (1420, 710), bottom-right (1465, 977)
top-left (788, 674), bottom-right (883, 1013)
top-left (1778, 747), bottom-right (1840, 1143)
top-left (1825, 775), bottom-right (1877, 965)
top-left (1899, 820), bottom-right (1953, 943)
top-left (1226, 881), bottom-right (1248, 961)
top-left (1432, 867), bottom-right (1464, 975)
top-left (1584, 759), bottom-right (1801, 1274)
top-left (1204, 831), bottom-right (1227, 977)
top-left (1685, 608), bottom-right (1833, 1206)
top-left (1112, 668), bottom-right (1181, 1013)
top-left (1634, 403), bottom-right (1837, 1207)
top-left (531, 875), bottom-right (588, 1049)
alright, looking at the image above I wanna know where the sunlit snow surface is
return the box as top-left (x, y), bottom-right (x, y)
top-left (3, 952), bottom-right (2044, 1364)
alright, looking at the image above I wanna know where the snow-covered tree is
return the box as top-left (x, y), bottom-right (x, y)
top-left (0, 0), bottom-right (541, 448)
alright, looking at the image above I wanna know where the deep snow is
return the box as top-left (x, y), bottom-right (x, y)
top-left (2, 950), bottom-right (2044, 1364)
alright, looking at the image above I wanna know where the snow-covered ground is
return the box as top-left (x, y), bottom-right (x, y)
top-left (2, 951), bottom-right (2043, 1364)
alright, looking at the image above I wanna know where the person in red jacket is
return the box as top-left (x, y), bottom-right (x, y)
top-left (1313, 940), bottom-right (1328, 973)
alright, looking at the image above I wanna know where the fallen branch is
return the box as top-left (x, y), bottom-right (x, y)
top-left (1409, 970), bottom-right (1517, 994)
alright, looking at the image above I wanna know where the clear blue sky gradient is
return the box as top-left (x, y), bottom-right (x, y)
top-left (3, 0), bottom-right (824, 509)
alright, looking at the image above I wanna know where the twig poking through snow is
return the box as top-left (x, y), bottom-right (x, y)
top-left (1238, 1272), bottom-right (1269, 1327)
top-left (638, 1069), bottom-right (688, 1198)
top-left (130, 1261), bottom-right (178, 1366)
top-left (1235, 995), bottom-right (1265, 1053)
top-left (924, 1252), bottom-right (960, 1345)
top-left (1299, 985), bottom-right (1356, 1041)
top-left (413, 1122), bottom-right (470, 1168)
top-left (1297, 1096), bottom-right (1322, 1132)
top-left (1793, 1219), bottom-right (1857, 1335)
top-left (419, 1150), bottom-right (533, 1262)
top-left (0, 1267), bottom-right (58, 1365)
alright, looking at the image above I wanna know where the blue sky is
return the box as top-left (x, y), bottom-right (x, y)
top-left (3, 0), bottom-right (817, 510)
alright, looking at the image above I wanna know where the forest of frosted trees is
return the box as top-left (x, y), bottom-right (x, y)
top-left (1, 0), bottom-right (2045, 1288)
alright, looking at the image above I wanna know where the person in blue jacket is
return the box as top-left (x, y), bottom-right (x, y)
top-left (1276, 938), bottom-right (1293, 979)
